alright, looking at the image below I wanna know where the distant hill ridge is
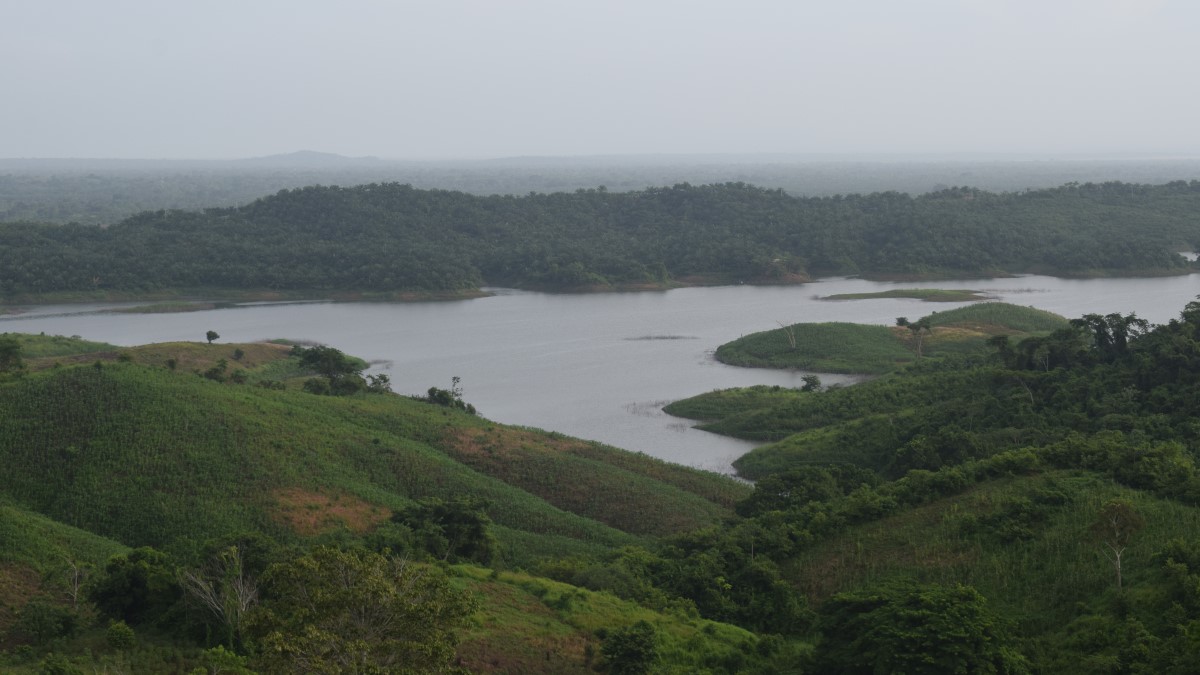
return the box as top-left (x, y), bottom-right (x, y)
top-left (1, 179), bottom-right (1198, 301)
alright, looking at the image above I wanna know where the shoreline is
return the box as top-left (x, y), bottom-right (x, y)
top-left (1, 267), bottom-right (1194, 312)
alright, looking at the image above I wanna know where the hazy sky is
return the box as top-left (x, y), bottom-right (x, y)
top-left (3, 0), bottom-right (1196, 159)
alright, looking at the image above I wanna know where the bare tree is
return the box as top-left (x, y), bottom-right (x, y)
top-left (61, 555), bottom-right (91, 610)
top-left (178, 546), bottom-right (258, 649)
top-left (897, 317), bottom-right (932, 357)
top-left (1090, 499), bottom-right (1145, 590)
top-left (777, 321), bottom-right (797, 351)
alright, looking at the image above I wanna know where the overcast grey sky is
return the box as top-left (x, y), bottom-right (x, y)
top-left (2, 0), bottom-right (1196, 159)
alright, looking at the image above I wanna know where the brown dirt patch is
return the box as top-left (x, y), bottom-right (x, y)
top-left (442, 427), bottom-right (584, 461)
top-left (0, 563), bottom-right (43, 643)
top-left (270, 487), bottom-right (391, 537)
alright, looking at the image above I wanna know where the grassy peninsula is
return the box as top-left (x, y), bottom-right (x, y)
top-left (821, 288), bottom-right (989, 302)
top-left (712, 302), bottom-right (1068, 374)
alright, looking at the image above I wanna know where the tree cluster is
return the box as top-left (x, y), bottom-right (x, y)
top-left (2, 180), bottom-right (1199, 299)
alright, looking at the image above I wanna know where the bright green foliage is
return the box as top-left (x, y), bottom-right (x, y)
top-left (105, 620), bottom-right (136, 651)
top-left (0, 500), bottom-right (127, 569)
top-left (814, 582), bottom-right (1029, 674)
top-left (195, 645), bottom-right (254, 674)
top-left (250, 547), bottom-right (474, 674)
top-left (452, 565), bottom-right (799, 674)
top-left (601, 620), bottom-right (658, 674)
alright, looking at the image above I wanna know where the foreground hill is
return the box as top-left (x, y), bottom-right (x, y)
top-left (2, 180), bottom-right (1200, 301)
top-left (8, 296), bottom-right (1200, 671)
top-left (0, 341), bottom-right (744, 565)
top-left (654, 297), bottom-right (1200, 671)
top-left (0, 336), bottom-right (779, 672)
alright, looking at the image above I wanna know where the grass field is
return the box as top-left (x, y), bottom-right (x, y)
top-left (714, 302), bottom-right (1069, 375)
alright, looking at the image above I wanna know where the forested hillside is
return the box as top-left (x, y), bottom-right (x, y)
top-left (6, 157), bottom-right (1200, 226)
top-left (0, 337), bottom-right (782, 673)
top-left (8, 297), bottom-right (1200, 671)
top-left (2, 180), bottom-right (1199, 300)
top-left (653, 297), bottom-right (1200, 671)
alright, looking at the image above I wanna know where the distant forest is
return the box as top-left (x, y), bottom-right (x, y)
top-left (2, 180), bottom-right (1199, 298)
top-left (5, 155), bottom-right (1200, 226)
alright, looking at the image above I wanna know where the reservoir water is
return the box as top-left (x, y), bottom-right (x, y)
top-left (3, 274), bottom-right (1197, 474)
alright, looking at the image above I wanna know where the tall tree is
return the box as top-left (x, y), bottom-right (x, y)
top-left (1091, 498), bottom-right (1145, 590)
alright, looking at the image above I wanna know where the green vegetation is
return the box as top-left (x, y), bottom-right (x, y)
top-left (7, 157), bottom-right (1200, 227)
top-left (107, 301), bottom-right (225, 313)
top-left (712, 302), bottom-right (1068, 375)
top-left (0, 334), bottom-right (767, 672)
top-left (823, 288), bottom-right (988, 302)
top-left (2, 333), bottom-right (118, 360)
top-left (3, 180), bottom-right (1200, 301)
top-left (8, 295), bottom-right (1200, 671)
top-left (717, 322), bottom-right (911, 374)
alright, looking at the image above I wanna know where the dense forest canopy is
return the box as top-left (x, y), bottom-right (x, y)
top-left (2, 180), bottom-right (1199, 299)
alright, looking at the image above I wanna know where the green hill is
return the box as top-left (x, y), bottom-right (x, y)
top-left (711, 302), bottom-right (1068, 374)
top-left (0, 355), bottom-right (742, 565)
top-left (8, 295), bottom-right (1200, 672)
top-left (0, 336), bottom-right (770, 672)
top-left (3, 180), bottom-right (1200, 301)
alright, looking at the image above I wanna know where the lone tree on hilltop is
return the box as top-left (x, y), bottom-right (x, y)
top-left (896, 316), bottom-right (932, 357)
top-left (206, 330), bottom-right (220, 344)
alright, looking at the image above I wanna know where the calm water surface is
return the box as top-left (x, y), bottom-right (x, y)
top-left (4, 275), bottom-right (1198, 474)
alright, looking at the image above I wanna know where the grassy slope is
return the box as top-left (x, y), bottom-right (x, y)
top-left (0, 500), bottom-right (129, 641)
top-left (451, 566), bottom-right (797, 674)
top-left (712, 302), bottom-right (1069, 375)
top-left (0, 335), bottom-right (769, 670)
top-left (0, 337), bottom-right (743, 567)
